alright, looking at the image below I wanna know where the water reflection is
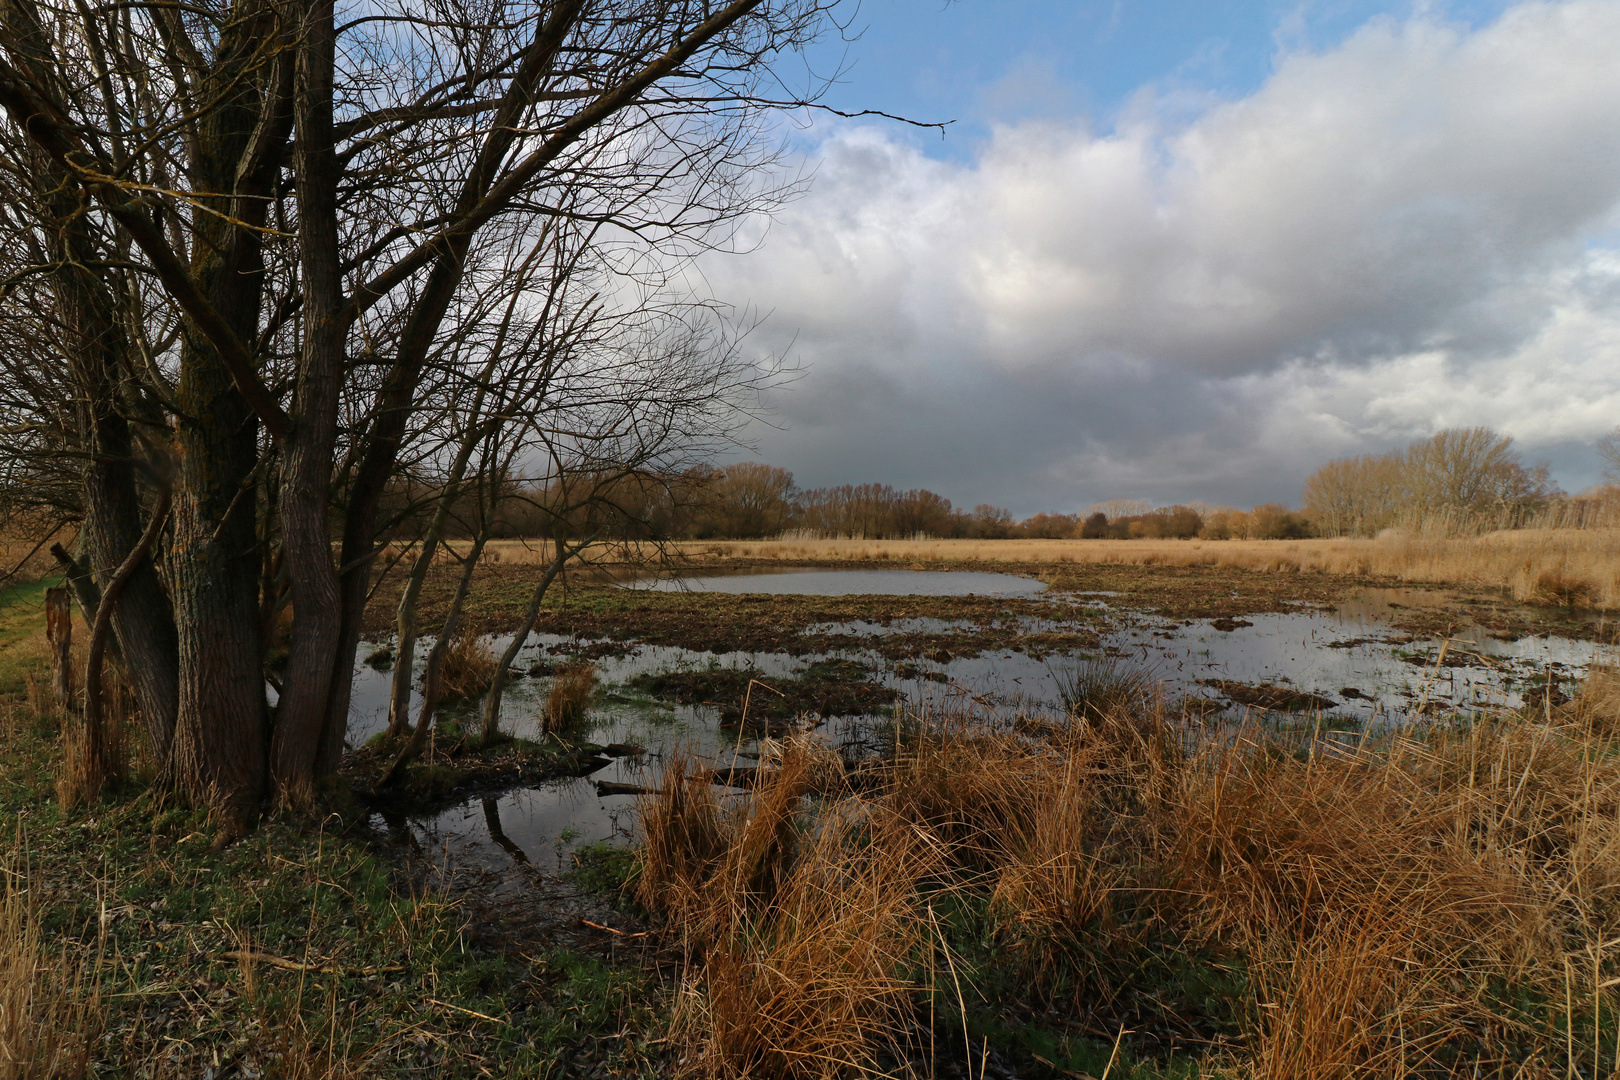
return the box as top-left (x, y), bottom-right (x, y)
top-left (623, 567), bottom-right (1048, 597)
top-left (359, 585), bottom-right (1612, 867)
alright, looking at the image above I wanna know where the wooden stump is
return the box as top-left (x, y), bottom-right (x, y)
top-left (45, 585), bottom-right (75, 715)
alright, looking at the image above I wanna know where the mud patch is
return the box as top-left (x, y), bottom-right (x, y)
top-left (1198, 679), bottom-right (1339, 712)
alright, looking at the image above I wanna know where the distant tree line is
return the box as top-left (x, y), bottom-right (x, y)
top-left (403, 464), bottom-right (1314, 542)
top-left (399, 425), bottom-right (1620, 546)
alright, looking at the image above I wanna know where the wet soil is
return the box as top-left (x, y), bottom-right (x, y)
top-left (1198, 679), bottom-right (1340, 712)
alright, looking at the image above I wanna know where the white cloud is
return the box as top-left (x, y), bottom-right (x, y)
top-left (707, 1), bottom-right (1620, 512)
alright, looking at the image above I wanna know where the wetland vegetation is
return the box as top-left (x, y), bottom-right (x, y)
top-left (4, 533), bottom-right (1619, 1077)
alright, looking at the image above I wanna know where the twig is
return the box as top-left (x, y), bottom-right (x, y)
top-left (218, 949), bottom-right (404, 977)
top-left (579, 918), bottom-right (648, 938)
top-left (427, 998), bottom-right (506, 1024)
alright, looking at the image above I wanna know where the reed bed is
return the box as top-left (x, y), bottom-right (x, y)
top-left (669, 530), bottom-right (1620, 608)
top-left (457, 529), bottom-right (1620, 608)
top-left (634, 669), bottom-right (1620, 1077)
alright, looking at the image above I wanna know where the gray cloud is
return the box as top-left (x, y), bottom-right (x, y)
top-left (705, 1), bottom-right (1620, 514)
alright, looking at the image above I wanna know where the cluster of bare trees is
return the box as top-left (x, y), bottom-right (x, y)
top-left (1303, 428), bottom-right (1562, 537)
top-left (0, 0), bottom-right (852, 823)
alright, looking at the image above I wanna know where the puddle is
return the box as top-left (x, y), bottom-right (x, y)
top-left (359, 586), bottom-right (1612, 869)
top-left (622, 567), bottom-right (1048, 597)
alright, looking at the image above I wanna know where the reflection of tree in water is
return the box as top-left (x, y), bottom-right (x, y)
top-left (482, 797), bottom-right (528, 864)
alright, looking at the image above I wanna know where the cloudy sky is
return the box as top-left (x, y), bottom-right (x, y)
top-left (699, 0), bottom-right (1620, 516)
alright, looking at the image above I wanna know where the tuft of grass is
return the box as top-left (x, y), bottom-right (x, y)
top-left (1052, 655), bottom-right (1155, 720)
top-left (635, 664), bottom-right (1620, 1077)
top-left (437, 632), bottom-right (498, 701)
top-left (641, 739), bottom-right (942, 1079)
top-left (543, 662), bottom-right (597, 734)
top-left (1535, 568), bottom-right (1600, 607)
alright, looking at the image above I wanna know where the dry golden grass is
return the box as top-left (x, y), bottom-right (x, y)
top-left (662, 531), bottom-right (1620, 608)
top-left (468, 529), bottom-right (1620, 607)
top-left (0, 850), bottom-right (98, 1079)
top-left (636, 665), bottom-right (1620, 1077)
top-left (640, 740), bottom-right (939, 1079)
top-left (543, 662), bottom-right (598, 734)
top-left (436, 633), bottom-right (499, 702)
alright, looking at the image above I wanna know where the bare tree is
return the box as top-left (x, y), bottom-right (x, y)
top-left (1599, 427), bottom-right (1620, 484)
top-left (0, 0), bottom-right (845, 823)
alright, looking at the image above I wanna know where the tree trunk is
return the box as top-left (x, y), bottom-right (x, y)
top-left (45, 586), bottom-right (72, 716)
top-left (270, 0), bottom-right (348, 804)
top-left (379, 533), bottom-right (488, 786)
top-left (479, 537), bottom-right (571, 743)
top-left (388, 426), bottom-right (487, 737)
top-left (167, 348), bottom-right (267, 821)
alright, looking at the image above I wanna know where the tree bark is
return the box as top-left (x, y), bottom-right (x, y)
top-left (44, 586), bottom-right (72, 716)
top-left (83, 488), bottom-right (171, 797)
top-left (479, 537), bottom-right (572, 743)
top-left (270, 0), bottom-right (347, 804)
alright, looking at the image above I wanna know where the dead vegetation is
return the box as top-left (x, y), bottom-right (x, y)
top-left (0, 849), bottom-right (98, 1079)
top-left (543, 662), bottom-right (599, 734)
top-left (652, 529), bottom-right (1620, 609)
top-left (436, 632), bottom-right (499, 702)
top-left (633, 667), bottom-right (1620, 1077)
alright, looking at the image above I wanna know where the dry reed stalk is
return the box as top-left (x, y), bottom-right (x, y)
top-left (1246, 899), bottom-right (1457, 1080)
top-left (0, 853), bottom-right (98, 1079)
top-left (542, 662), bottom-right (597, 734)
top-left (636, 747), bottom-right (731, 925)
top-left (1168, 732), bottom-right (1536, 958)
top-left (436, 632), bottom-right (498, 701)
top-left (1567, 665), bottom-right (1620, 736)
top-left (643, 683), bottom-right (1620, 1075)
top-left (642, 743), bottom-right (943, 1078)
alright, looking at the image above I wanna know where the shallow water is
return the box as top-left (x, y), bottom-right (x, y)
top-left (622, 567), bottom-right (1048, 597)
top-left (361, 585), bottom-right (1612, 867)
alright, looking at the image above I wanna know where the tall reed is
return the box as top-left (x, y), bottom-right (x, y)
top-left (641, 740), bottom-right (941, 1079)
